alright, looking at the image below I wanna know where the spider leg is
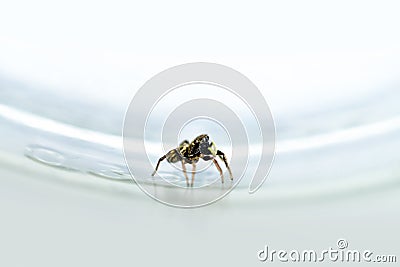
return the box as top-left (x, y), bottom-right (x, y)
top-left (152, 149), bottom-right (182, 176)
top-left (181, 160), bottom-right (190, 186)
top-left (152, 155), bottom-right (167, 176)
top-left (217, 150), bottom-right (233, 180)
top-left (191, 162), bottom-right (196, 187)
top-left (213, 158), bottom-right (224, 183)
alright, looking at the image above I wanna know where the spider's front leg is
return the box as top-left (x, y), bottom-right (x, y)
top-left (202, 154), bottom-right (224, 183)
top-left (217, 150), bottom-right (233, 181)
top-left (212, 158), bottom-right (224, 183)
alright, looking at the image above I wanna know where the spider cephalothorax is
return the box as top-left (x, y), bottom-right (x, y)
top-left (151, 134), bottom-right (233, 186)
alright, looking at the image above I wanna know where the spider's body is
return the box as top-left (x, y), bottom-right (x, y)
top-left (151, 134), bottom-right (233, 186)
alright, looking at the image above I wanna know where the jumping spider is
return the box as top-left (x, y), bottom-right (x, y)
top-left (151, 134), bottom-right (233, 186)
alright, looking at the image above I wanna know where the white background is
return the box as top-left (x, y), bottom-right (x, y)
top-left (0, 1), bottom-right (399, 266)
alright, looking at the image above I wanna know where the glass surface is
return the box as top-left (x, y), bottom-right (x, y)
top-left (1, 76), bottom-right (399, 201)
